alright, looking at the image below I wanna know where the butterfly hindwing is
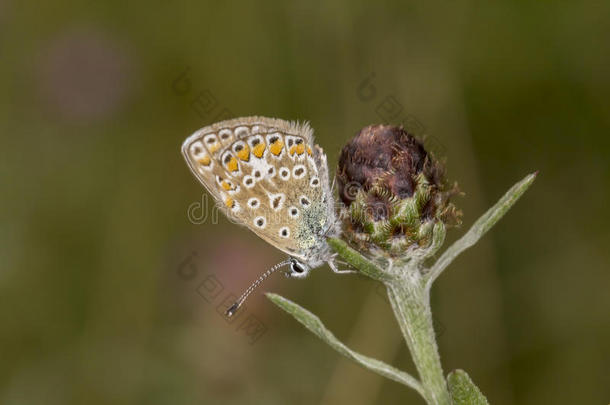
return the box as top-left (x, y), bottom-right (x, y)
top-left (182, 117), bottom-right (333, 262)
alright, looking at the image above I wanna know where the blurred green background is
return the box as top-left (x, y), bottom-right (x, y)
top-left (2, 1), bottom-right (609, 404)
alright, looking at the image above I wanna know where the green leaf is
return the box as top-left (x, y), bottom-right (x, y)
top-left (327, 238), bottom-right (391, 281)
top-left (266, 293), bottom-right (425, 398)
top-left (447, 369), bottom-right (489, 405)
top-left (426, 172), bottom-right (537, 287)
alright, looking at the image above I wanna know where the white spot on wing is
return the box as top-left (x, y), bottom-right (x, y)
top-left (247, 198), bottom-right (260, 209)
top-left (268, 193), bottom-right (286, 211)
top-left (204, 134), bottom-right (218, 145)
top-left (254, 216), bottom-right (266, 229)
top-left (235, 126), bottom-right (250, 138)
top-left (218, 129), bottom-right (233, 143)
top-left (243, 175), bottom-right (255, 188)
top-left (292, 164), bottom-right (306, 179)
top-left (190, 141), bottom-right (205, 158)
top-left (279, 167), bottom-right (290, 180)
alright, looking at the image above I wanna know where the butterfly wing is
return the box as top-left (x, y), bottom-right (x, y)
top-left (182, 116), bottom-right (334, 261)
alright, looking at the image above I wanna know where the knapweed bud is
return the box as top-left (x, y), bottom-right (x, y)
top-left (337, 125), bottom-right (461, 259)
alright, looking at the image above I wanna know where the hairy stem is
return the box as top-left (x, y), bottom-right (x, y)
top-left (386, 271), bottom-right (451, 405)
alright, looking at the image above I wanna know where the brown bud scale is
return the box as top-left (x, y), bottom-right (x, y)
top-left (337, 125), bottom-right (461, 258)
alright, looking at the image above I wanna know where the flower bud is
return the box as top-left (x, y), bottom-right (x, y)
top-left (337, 125), bottom-right (461, 259)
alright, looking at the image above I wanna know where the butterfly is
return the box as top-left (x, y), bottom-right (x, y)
top-left (181, 116), bottom-right (348, 315)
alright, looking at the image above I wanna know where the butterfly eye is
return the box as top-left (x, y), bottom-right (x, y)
top-left (287, 259), bottom-right (311, 279)
top-left (290, 260), bottom-right (305, 274)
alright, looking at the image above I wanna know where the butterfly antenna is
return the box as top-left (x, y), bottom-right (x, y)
top-left (226, 259), bottom-right (292, 317)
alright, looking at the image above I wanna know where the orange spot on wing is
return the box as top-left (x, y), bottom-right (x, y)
top-left (237, 145), bottom-right (250, 161)
top-left (307, 146), bottom-right (312, 155)
top-left (289, 145), bottom-right (297, 156)
top-left (208, 143), bottom-right (221, 154)
top-left (270, 139), bottom-right (284, 156)
top-left (225, 197), bottom-right (234, 208)
top-left (296, 144), bottom-right (305, 155)
top-left (226, 157), bottom-right (239, 172)
top-left (253, 143), bottom-right (266, 158)
top-left (221, 181), bottom-right (232, 191)
top-left (198, 156), bottom-right (211, 166)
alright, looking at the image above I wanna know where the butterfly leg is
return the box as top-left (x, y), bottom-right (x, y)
top-left (327, 259), bottom-right (359, 275)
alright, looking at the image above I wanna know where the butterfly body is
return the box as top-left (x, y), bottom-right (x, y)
top-left (182, 116), bottom-right (338, 275)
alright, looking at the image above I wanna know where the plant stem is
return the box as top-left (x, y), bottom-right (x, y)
top-left (387, 271), bottom-right (451, 405)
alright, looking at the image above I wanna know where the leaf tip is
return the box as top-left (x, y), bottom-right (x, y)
top-left (265, 292), bottom-right (284, 305)
top-left (523, 171), bottom-right (538, 188)
top-left (447, 369), bottom-right (489, 405)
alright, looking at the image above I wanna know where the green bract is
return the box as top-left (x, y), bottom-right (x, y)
top-left (336, 125), bottom-right (460, 261)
